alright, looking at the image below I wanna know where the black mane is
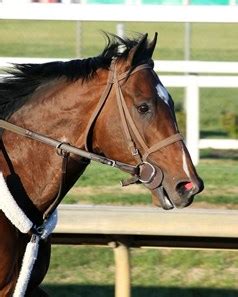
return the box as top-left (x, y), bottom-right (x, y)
top-left (0, 33), bottom-right (146, 119)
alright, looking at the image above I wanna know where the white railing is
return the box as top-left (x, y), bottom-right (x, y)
top-left (1, 58), bottom-right (238, 164)
top-left (1, 58), bottom-right (238, 74)
top-left (161, 74), bottom-right (238, 164)
top-left (0, 3), bottom-right (238, 23)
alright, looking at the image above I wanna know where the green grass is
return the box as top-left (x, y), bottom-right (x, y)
top-left (0, 20), bottom-right (77, 57)
top-left (42, 246), bottom-right (238, 296)
top-left (0, 20), bottom-right (238, 61)
top-left (200, 89), bottom-right (238, 134)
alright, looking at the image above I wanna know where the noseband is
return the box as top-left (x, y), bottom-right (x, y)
top-left (85, 59), bottom-right (183, 189)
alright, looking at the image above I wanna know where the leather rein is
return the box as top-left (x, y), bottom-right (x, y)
top-left (0, 58), bottom-right (182, 225)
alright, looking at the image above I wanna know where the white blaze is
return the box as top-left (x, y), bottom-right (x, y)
top-left (182, 147), bottom-right (192, 180)
top-left (156, 83), bottom-right (170, 106)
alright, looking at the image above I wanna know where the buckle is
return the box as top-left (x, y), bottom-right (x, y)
top-left (56, 142), bottom-right (70, 157)
top-left (132, 148), bottom-right (139, 156)
top-left (138, 162), bottom-right (156, 184)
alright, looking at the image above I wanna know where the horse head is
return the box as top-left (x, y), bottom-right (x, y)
top-left (90, 33), bottom-right (204, 209)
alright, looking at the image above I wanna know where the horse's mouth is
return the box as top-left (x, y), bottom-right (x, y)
top-left (152, 183), bottom-right (197, 210)
top-left (155, 186), bottom-right (175, 210)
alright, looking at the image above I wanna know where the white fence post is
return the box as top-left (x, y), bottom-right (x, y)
top-left (112, 241), bottom-right (131, 297)
top-left (185, 75), bottom-right (199, 165)
top-left (116, 23), bottom-right (124, 38)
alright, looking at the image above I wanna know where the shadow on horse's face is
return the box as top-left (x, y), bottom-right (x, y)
top-left (92, 37), bottom-right (203, 210)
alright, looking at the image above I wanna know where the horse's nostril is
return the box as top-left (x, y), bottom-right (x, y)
top-left (176, 181), bottom-right (193, 195)
top-left (184, 182), bottom-right (193, 191)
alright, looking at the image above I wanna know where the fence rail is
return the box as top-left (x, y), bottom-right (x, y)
top-left (53, 204), bottom-right (238, 247)
top-left (0, 3), bottom-right (238, 23)
top-left (1, 57), bottom-right (238, 74)
top-left (52, 205), bottom-right (238, 297)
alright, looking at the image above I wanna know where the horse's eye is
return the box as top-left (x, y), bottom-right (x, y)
top-left (137, 103), bottom-right (149, 114)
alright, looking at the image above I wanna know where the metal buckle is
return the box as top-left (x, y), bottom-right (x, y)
top-left (138, 161), bottom-right (156, 184)
top-left (56, 142), bottom-right (70, 157)
top-left (132, 148), bottom-right (139, 156)
top-left (31, 223), bottom-right (44, 236)
top-left (110, 160), bottom-right (116, 167)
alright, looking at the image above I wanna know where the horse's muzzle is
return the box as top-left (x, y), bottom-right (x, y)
top-left (138, 161), bottom-right (204, 210)
top-left (121, 159), bottom-right (204, 210)
top-left (151, 177), bottom-right (204, 210)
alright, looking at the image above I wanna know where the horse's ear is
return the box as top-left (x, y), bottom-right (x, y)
top-left (128, 33), bottom-right (148, 66)
top-left (147, 32), bottom-right (158, 58)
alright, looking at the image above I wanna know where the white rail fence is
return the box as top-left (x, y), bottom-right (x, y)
top-left (1, 58), bottom-right (238, 164)
top-left (162, 73), bottom-right (238, 165)
top-left (52, 205), bottom-right (238, 297)
top-left (0, 3), bottom-right (238, 23)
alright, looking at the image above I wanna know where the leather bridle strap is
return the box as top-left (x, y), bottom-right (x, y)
top-left (84, 64), bottom-right (115, 151)
top-left (114, 78), bottom-right (144, 162)
top-left (113, 62), bottom-right (183, 163)
top-left (42, 143), bottom-right (70, 220)
top-left (84, 60), bottom-right (153, 155)
top-left (142, 133), bottom-right (183, 160)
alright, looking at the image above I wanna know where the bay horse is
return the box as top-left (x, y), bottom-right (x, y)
top-left (0, 33), bottom-right (203, 296)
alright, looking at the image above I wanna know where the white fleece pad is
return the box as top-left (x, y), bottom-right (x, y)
top-left (0, 172), bottom-right (33, 233)
top-left (13, 211), bottom-right (58, 297)
top-left (0, 171), bottom-right (58, 297)
top-left (13, 235), bottom-right (40, 297)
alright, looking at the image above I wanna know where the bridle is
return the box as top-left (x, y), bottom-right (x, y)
top-left (0, 58), bottom-right (183, 225)
top-left (84, 59), bottom-right (183, 189)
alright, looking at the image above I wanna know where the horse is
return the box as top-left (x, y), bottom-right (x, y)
top-left (0, 32), bottom-right (203, 296)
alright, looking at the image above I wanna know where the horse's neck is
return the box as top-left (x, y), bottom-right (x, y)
top-left (0, 74), bottom-right (106, 212)
top-left (11, 79), bottom-right (100, 145)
